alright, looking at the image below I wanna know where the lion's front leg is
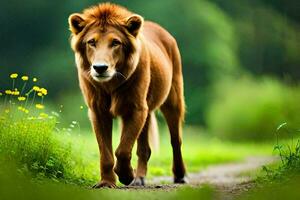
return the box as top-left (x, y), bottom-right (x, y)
top-left (89, 109), bottom-right (116, 188)
top-left (114, 108), bottom-right (148, 185)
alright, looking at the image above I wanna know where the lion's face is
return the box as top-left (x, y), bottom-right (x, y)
top-left (68, 7), bottom-right (143, 83)
top-left (84, 26), bottom-right (126, 82)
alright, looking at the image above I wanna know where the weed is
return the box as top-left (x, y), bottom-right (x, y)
top-left (261, 122), bottom-right (300, 181)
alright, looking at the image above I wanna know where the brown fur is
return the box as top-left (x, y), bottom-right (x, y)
top-left (68, 3), bottom-right (186, 187)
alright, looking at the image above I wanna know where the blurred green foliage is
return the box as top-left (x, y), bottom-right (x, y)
top-left (238, 176), bottom-right (300, 200)
top-left (0, 0), bottom-right (299, 127)
top-left (0, 161), bottom-right (216, 200)
top-left (207, 76), bottom-right (300, 141)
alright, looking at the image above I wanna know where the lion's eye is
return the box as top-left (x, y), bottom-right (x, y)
top-left (87, 39), bottom-right (96, 47)
top-left (111, 39), bottom-right (121, 47)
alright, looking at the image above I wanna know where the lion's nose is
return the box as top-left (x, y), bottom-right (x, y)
top-left (93, 64), bottom-right (108, 74)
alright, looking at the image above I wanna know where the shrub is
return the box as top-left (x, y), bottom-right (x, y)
top-left (206, 76), bottom-right (300, 141)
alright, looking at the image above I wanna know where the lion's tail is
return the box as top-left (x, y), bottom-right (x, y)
top-left (149, 112), bottom-right (160, 153)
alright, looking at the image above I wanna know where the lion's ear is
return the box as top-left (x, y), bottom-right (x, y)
top-left (68, 13), bottom-right (86, 35)
top-left (125, 15), bottom-right (144, 37)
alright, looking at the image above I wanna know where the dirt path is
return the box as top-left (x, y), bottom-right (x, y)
top-left (152, 156), bottom-right (274, 185)
top-left (121, 156), bottom-right (276, 196)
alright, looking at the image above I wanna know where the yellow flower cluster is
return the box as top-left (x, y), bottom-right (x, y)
top-left (7, 73), bottom-right (39, 91)
top-left (2, 73), bottom-right (51, 118)
top-left (21, 76), bottom-right (29, 81)
top-left (10, 73), bottom-right (18, 79)
top-left (33, 86), bottom-right (40, 91)
top-left (5, 89), bottom-right (20, 96)
top-left (18, 106), bottom-right (29, 114)
top-left (18, 96), bottom-right (26, 101)
top-left (33, 86), bottom-right (47, 96)
top-left (35, 104), bottom-right (44, 109)
top-left (10, 73), bottom-right (31, 81)
top-left (40, 88), bottom-right (47, 95)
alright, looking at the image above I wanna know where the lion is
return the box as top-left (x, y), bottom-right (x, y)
top-left (68, 3), bottom-right (186, 188)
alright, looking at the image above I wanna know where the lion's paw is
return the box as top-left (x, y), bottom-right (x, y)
top-left (130, 177), bottom-right (145, 186)
top-left (114, 162), bottom-right (134, 185)
top-left (92, 180), bottom-right (116, 189)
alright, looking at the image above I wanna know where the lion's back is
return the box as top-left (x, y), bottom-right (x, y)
top-left (142, 21), bottom-right (177, 52)
top-left (141, 21), bottom-right (182, 110)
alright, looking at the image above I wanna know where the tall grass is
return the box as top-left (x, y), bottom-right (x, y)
top-left (0, 73), bottom-right (95, 185)
top-left (261, 123), bottom-right (300, 181)
top-left (238, 124), bottom-right (300, 200)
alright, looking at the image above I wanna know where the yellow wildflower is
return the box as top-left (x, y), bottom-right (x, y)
top-left (18, 106), bottom-right (23, 110)
top-left (24, 109), bottom-right (29, 114)
top-left (10, 73), bottom-right (18, 79)
top-left (80, 105), bottom-right (84, 109)
top-left (5, 109), bottom-right (9, 113)
top-left (5, 90), bottom-right (12, 95)
top-left (35, 104), bottom-right (44, 109)
top-left (33, 86), bottom-right (40, 91)
top-left (21, 76), bottom-right (29, 81)
top-left (33, 78), bottom-right (37, 82)
top-left (13, 91), bottom-right (20, 96)
top-left (37, 92), bottom-right (43, 97)
top-left (40, 88), bottom-right (47, 95)
top-left (18, 96), bottom-right (26, 101)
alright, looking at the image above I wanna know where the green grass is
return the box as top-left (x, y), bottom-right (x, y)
top-left (234, 125), bottom-right (300, 200)
top-left (0, 108), bottom-right (274, 186)
top-left (58, 124), bottom-right (274, 182)
top-left (0, 162), bottom-right (216, 200)
top-left (256, 124), bottom-right (300, 183)
top-left (0, 73), bottom-right (288, 199)
top-left (238, 137), bottom-right (300, 200)
top-left (0, 113), bottom-right (93, 185)
top-left (237, 176), bottom-right (300, 200)
top-left (149, 126), bottom-right (273, 177)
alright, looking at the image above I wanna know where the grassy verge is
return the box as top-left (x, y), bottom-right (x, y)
top-left (0, 115), bottom-right (274, 186)
top-left (235, 124), bottom-right (300, 199)
top-left (259, 125), bottom-right (300, 180)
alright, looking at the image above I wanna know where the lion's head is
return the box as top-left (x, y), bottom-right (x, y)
top-left (68, 3), bottom-right (143, 83)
